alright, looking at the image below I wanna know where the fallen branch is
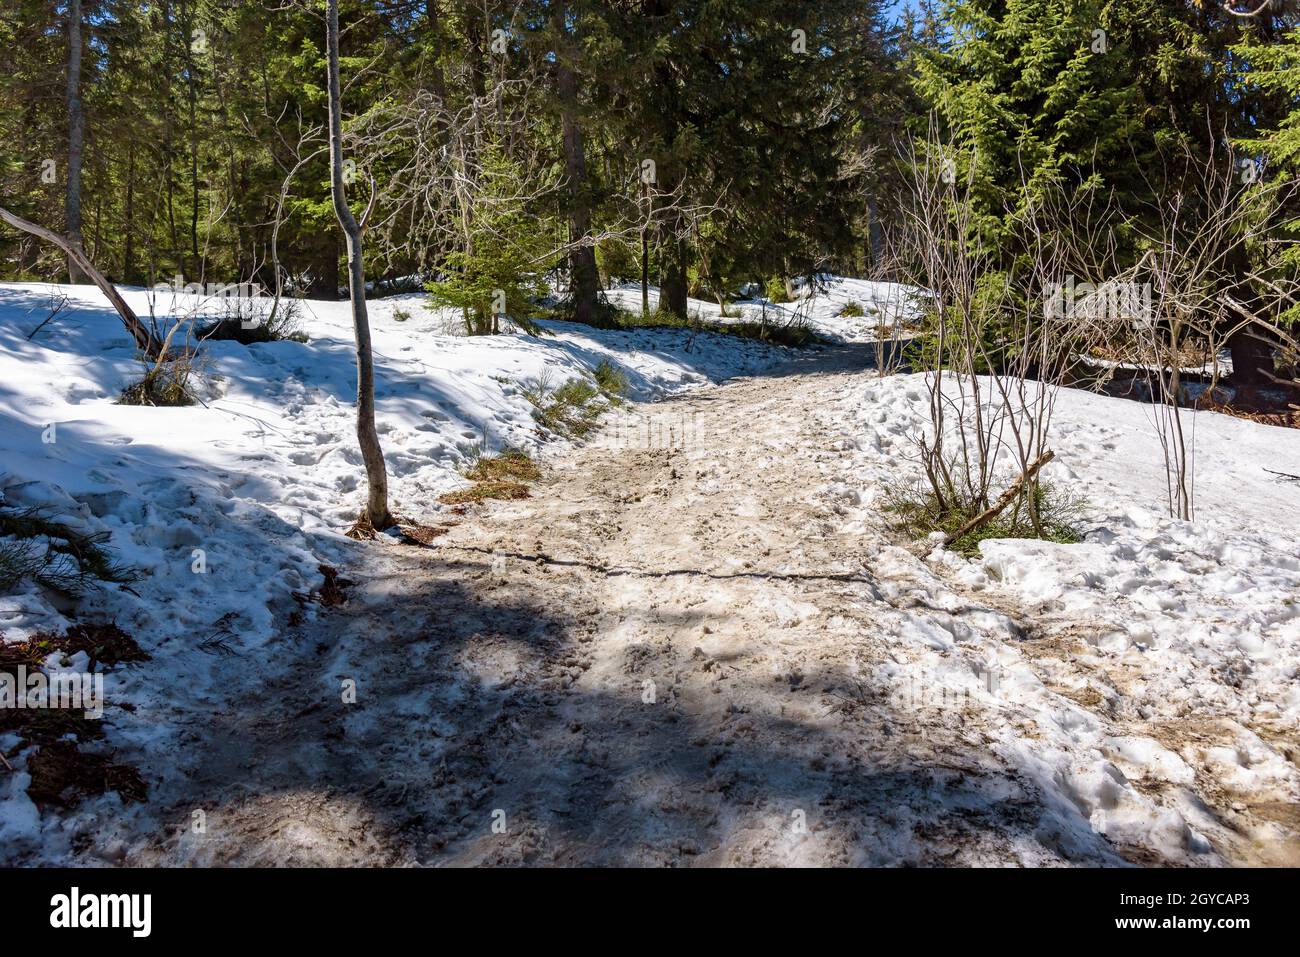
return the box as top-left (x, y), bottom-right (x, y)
top-left (942, 450), bottom-right (1056, 547)
top-left (0, 203), bottom-right (162, 356)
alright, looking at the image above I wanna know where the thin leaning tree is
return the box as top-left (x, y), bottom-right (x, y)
top-left (325, 0), bottom-right (392, 531)
top-left (0, 203), bottom-right (162, 355)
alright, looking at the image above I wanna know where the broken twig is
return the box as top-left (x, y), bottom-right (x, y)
top-left (942, 450), bottom-right (1056, 546)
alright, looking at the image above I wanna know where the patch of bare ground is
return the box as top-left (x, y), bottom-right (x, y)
top-left (1, 621), bottom-right (148, 810)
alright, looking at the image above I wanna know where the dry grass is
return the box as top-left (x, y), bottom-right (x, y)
top-left (439, 479), bottom-right (532, 505)
top-left (1197, 398), bottom-right (1300, 429)
top-left (314, 564), bottom-right (354, 607)
top-left (25, 739), bottom-right (148, 808)
top-left (465, 450), bottom-right (541, 482)
top-left (394, 521), bottom-right (453, 545)
top-left (443, 450), bottom-right (542, 504)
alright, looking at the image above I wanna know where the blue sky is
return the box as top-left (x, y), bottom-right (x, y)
top-left (883, 0), bottom-right (921, 27)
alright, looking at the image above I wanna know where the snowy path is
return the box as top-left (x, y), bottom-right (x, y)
top-left (115, 345), bottom-right (1297, 867)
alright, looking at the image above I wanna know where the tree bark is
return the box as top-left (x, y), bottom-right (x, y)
top-left (649, 38), bottom-right (689, 320)
top-left (1226, 242), bottom-right (1273, 389)
top-left (0, 204), bottom-right (162, 355)
top-left (123, 145), bottom-right (136, 281)
top-left (867, 196), bottom-right (884, 276)
top-left (65, 0), bottom-right (86, 283)
top-left (660, 215), bottom-right (689, 319)
top-left (326, 0), bottom-right (392, 530)
top-left (1227, 325), bottom-right (1273, 390)
top-left (641, 182), bottom-right (650, 316)
top-left (424, 1), bottom-right (450, 110)
top-left (91, 192), bottom-right (101, 262)
top-left (554, 2), bottom-right (600, 324)
top-left (182, 0), bottom-right (200, 275)
top-left (657, 177), bottom-right (689, 317)
top-left (161, 0), bottom-right (178, 268)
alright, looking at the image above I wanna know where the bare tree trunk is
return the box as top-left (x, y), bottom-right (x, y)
top-left (1227, 324), bottom-right (1273, 389)
top-left (65, 0), bottom-right (86, 283)
top-left (326, 0), bottom-right (392, 530)
top-left (0, 204), bottom-right (162, 355)
top-left (866, 196), bottom-right (883, 276)
top-left (182, 0), bottom-right (200, 276)
top-left (641, 181), bottom-right (650, 316)
top-left (424, 1), bottom-right (450, 108)
top-left (123, 146), bottom-right (136, 280)
top-left (650, 46), bottom-right (689, 321)
top-left (660, 203), bottom-right (689, 319)
top-left (91, 192), bottom-right (101, 261)
top-left (161, 0), bottom-right (178, 268)
top-left (554, 1), bottom-right (599, 324)
top-left (1225, 243), bottom-right (1272, 390)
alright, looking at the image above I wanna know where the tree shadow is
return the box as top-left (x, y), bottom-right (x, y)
top-left (130, 547), bottom-right (1125, 868)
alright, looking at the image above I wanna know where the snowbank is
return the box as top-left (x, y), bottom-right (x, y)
top-left (0, 282), bottom-right (792, 636)
top-left (602, 276), bottom-right (920, 344)
top-left (824, 371), bottom-right (1300, 863)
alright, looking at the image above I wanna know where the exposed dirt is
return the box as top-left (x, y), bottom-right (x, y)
top-left (26, 739), bottom-right (147, 809)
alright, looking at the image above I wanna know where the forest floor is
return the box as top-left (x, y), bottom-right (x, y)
top-left (118, 343), bottom-right (1300, 867)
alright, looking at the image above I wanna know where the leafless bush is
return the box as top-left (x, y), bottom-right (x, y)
top-left (1086, 140), bottom-right (1299, 518)
top-left (119, 318), bottom-right (205, 407)
top-left (198, 295), bottom-right (305, 345)
top-left (893, 133), bottom-right (1086, 541)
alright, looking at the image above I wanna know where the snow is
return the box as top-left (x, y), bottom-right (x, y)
top-left (3, 276), bottom-right (1298, 866)
top-left (825, 371), bottom-right (1300, 864)
top-left (602, 275), bottom-right (920, 343)
top-left (0, 280), bottom-right (791, 859)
